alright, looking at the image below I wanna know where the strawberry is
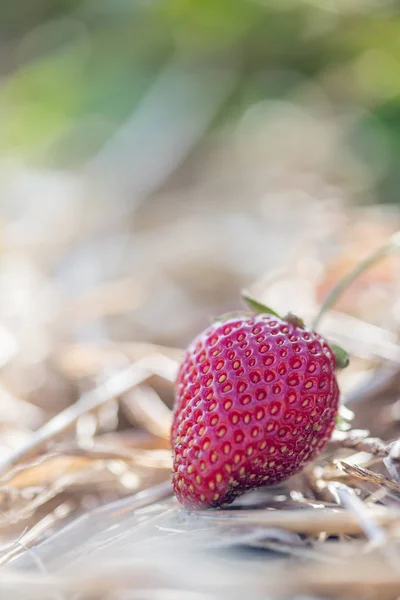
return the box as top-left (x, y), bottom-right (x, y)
top-left (171, 305), bottom-right (341, 509)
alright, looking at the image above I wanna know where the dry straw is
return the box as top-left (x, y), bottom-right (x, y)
top-left (2, 232), bottom-right (400, 600)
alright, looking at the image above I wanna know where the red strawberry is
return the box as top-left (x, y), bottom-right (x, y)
top-left (171, 310), bottom-right (340, 509)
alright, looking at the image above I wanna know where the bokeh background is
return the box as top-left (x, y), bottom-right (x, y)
top-left (0, 1), bottom-right (399, 411)
top-left (2, 2), bottom-right (400, 594)
top-left (1, 0), bottom-right (400, 470)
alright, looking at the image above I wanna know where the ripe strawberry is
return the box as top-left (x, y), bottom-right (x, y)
top-left (172, 309), bottom-right (341, 509)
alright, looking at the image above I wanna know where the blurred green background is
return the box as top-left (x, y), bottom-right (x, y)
top-left (1, 0), bottom-right (399, 203)
top-left (0, 0), bottom-right (399, 361)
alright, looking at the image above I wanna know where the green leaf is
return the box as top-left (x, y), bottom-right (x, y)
top-left (330, 343), bottom-right (350, 369)
top-left (242, 292), bottom-right (281, 318)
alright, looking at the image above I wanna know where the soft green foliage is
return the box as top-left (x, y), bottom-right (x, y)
top-left (330, 344), bottom-right (350, 370)
top-left (242, 293), bottom-right (281, 318)
top-left (1, 0), bottom-right (400, 201)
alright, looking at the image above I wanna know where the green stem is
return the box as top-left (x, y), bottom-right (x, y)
top-left (312, 232), bottom-right (400, 330)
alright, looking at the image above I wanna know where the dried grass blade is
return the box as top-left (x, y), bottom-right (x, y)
top-left (196, 506), bottom-right (400, 536)
top-left (0, 357), bottom-right (168, 477)
top-left (338, 461), bottom-right (400, 497)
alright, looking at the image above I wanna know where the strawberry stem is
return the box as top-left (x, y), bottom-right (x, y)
top-left (312, 232), bottom-right (400, 330)
top-left (284, 312), bottom-right (305, 329)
